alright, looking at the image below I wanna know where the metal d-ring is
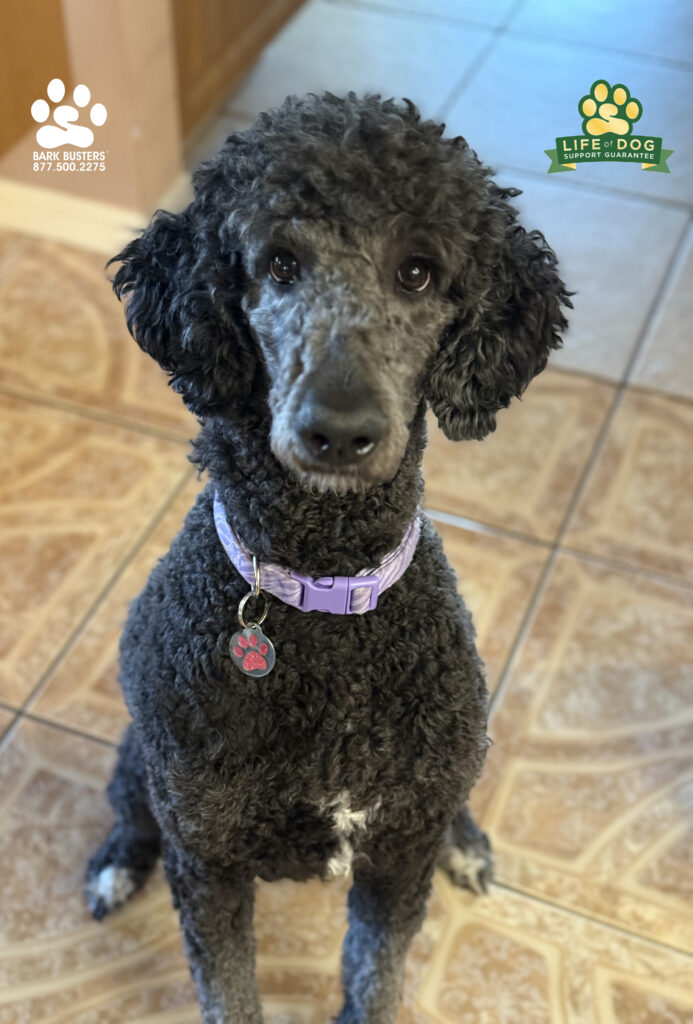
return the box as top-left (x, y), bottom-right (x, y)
top-left (237, 556), bottom-right (269, 628)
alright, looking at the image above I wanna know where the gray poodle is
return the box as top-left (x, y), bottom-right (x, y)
top-left (85, 93), bottom-right (569, 1023)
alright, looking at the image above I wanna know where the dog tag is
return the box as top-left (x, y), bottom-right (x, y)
top-left (230, 625), bottom-right (276, 677)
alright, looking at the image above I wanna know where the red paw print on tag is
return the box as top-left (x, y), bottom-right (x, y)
top-left (229, 627), bottom-right (275, 677)
top-left (233, 632), bottom-right (268, 670)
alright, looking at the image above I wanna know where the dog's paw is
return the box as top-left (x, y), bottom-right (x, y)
top-left (85, 824), bottom-right (159, 920)
top-left (85, 864), bottom-right (138, 921)
top-left (437, 810), bottom-right (494, 895)
top-left (579, 80), bottom-right (641, 136)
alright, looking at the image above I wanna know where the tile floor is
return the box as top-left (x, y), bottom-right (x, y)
top-left (1, 0), bottom-right (692, 1021)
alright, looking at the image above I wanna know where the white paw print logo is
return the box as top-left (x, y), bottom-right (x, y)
top-left (31, 78), bottom-right (107, 149)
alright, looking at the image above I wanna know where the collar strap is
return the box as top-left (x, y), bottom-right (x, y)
top-left (213, 492), bottom-right (421, 615)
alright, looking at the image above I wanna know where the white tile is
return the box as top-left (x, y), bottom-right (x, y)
top-left (631, 223), bottom-right (693, 398)
top-left (446, 34), bottom-right (693, 205)
top-left (331, 0), bottom-right (516, 28)
top-left (228, 0), bottom-right (492, 120)
top-left (491, 170), bottom-right (689, 380)
top-left (512, 0), bottom-right (693, 66)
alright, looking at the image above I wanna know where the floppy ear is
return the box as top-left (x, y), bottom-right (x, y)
top-left (425, 183), bottom-right (571, 441)
top-left (110, 204), bottom-right (256, 417)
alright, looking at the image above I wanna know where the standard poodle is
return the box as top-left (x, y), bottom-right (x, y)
top-left (85, 92), bottom-right (569, 1024)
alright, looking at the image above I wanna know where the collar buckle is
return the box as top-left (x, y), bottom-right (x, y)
top-left (290, 571), bottom-right (380, 614)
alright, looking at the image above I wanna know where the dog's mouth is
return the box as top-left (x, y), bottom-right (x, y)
top-left (286, 452), bottom-right (383, 494)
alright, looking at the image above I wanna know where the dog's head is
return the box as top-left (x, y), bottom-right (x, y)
top-left (112, 93), bottom-right (570, 493)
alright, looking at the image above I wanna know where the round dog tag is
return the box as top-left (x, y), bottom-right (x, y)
top-left (230, 625), bottom-right (275, 677)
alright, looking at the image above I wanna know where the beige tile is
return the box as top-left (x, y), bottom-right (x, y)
top-left (423, 371), bottom-right (615, 542)
top-left (0, 394), bottom-right (187, 707)
top-left (565, 389), bottom-right (693, 581)
top-left (422, 880), bottom-right (693, 1023)
top-left (446, 34), bottom-right (693, 205)
top-left (492, 171), bottom-right (688, 381)
top-left (228, 0), bottom-right (492, 119)
top-left (433, 521), bottom-right (549, 692)
top-left (632, 224), bottom-right (693, 399)
top-left (471, 553), bottom-right (693, 951)
top-left (512, 0), bottom-right (693, 66)
top-left (31, 476), bottom-right (203, 743)
top-left (0, 231), bottom-right (196, 438)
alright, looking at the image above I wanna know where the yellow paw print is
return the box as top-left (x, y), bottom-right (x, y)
top-left (579, 80), bottom-right (642, 136)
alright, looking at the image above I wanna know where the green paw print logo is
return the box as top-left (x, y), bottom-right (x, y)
top-left (579, 80), bottom-right (641, 137)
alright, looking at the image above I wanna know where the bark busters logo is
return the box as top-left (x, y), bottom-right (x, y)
top-left (30, 78), bottom-right (107, 174)
top-left (546, 79), bottom-right (673, 174)
top-left (31, 78), bottom-right (107, 148)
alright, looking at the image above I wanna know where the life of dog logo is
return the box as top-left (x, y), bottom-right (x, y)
top-left (31, 77), bottom-right (107, 147)
top-left (546, 79), bottom-right (672, 174)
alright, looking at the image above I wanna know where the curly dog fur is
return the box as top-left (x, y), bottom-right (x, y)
top-left (86, 93), bottom-right (569, 1023)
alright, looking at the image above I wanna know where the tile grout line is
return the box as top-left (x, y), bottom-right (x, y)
top-left (492, 880), bottom-right (693, 961)
top-left (487, 212), bottom-right (693, 719)
top-left (8, 711), bottom-right (118, 750)
top-left (0, 382), bottom-right (192, 447)
top-left (326, 0), bottom-right (508, 31)
top-left (498, 161), bottom-right (693, 216)
top-left (425, 505), bottom-right (693, 591)
top-left (323, 0), bottom-right (693, 81)
top-left (19, 466), bottom-right (197, 718)
top-left (437, 0), bottom-right (524, 121)
top-left (505, 24), bottom-right (693, 74)
top-left (424, 506), bottom-right (551, 550)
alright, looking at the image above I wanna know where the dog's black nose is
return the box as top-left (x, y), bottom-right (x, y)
top-left (297, 377), bottom-right (387, 466)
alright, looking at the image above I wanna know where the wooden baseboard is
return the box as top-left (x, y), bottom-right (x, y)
top-left (0, 173), bottom-right (195, 254)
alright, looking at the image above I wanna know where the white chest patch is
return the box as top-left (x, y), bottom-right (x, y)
top-left (319, 790), bottom-right (380, 878)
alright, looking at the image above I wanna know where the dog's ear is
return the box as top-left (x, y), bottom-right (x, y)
top-left (425, 183), bottom-right (571, 441)
top-left (110, 204), bottom-right (256, 417)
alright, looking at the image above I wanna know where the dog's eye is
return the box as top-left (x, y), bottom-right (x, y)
top-left (396, 257), bottom-right (431, 294)
top-left (269, 250), bottom-right (300, 285)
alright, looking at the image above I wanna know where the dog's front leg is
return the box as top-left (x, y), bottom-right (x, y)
top-left (335, 847), bottom-right (438, 1024)
top-left (163, 841), bottom-right (262, 1024)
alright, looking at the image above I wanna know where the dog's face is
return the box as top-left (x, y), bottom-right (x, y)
top-left (112, 94), bottom-right (569, 494)
top-left (238, 213), bottom-right (457, 492)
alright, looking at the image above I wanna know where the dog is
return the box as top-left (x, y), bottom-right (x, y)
top-left (85, 92), bottom-right (569, 1024)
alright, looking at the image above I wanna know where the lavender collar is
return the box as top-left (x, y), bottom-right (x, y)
top-left (213, 492), bottom-right (421, 615)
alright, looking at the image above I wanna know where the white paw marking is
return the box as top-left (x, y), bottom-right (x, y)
top-left (90, 866), bottom-right (136, 908)
top-left (438, 845), bottom-right (489, 894)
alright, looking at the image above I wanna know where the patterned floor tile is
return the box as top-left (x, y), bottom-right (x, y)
top-left (228, 0), bottom-right (492, 120)
top-left (446, 34), bottom-right (693, 205)
top-left (0, 230), bottom-right (196, 439)
top-left (490, 170), bottom-right (688, 381)
top-left (31, 476), bottom-right (203, 743)
top-left (470, 552), bottom-right (693, 952)
top-left (0, 394), bottom-right (188, 707)
top-left (423, 371), bottom-right (615, 542)
top-left (418, 879), bottom-right (693, 1024)
top-left (433, 521), bottom-right (549, 693)
top-left (632, 223), bottom-right (693, 400)
top-left (564, 389), bottom-right (693, 582)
